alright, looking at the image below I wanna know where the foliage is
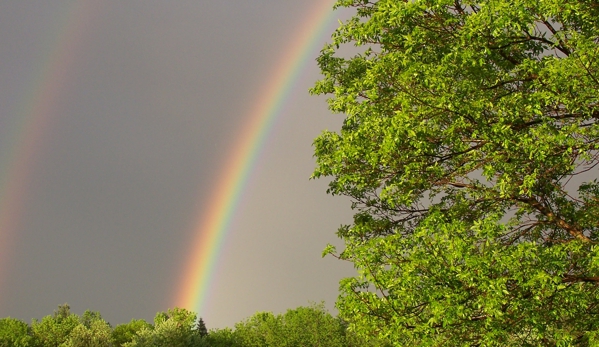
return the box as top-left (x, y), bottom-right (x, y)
top-left (205, 328), bottom-right (236, 347)
top-left (0, 317), bottom-right (32, 347)
top-left (1, 303), bottom-right (388, 347)
top-left (311, 0), bottom-right (599, 345)
top-left (124, 308), bottom-right (203, 347)
top-left (112, 319), bottom-right (152, 347)
top-left (230, 302), bottom-right (385, 347)
top-left (79, 311), bottom-right (105, 329)
top-left (31, 304), bottom-right (80, 347)
top-left (29, 305), bottom-right (113, 347)
top-left (231, 311), bottom-right (278, 347)
top-left (62, 319), bottom-right (113, 347)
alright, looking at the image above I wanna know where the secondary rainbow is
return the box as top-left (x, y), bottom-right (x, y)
top-left (175, 1), bottom-right (339, 315)
top-left (0, 3), bottom-right (97, 303)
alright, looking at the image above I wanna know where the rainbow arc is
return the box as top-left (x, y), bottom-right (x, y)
top-left (174, 1), bottom-right (338, 315)
top-left (0, 2), bottom-right (99, 302)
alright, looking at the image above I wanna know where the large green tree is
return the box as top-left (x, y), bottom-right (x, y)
top-left (312, 0), bottom-right (599, 345)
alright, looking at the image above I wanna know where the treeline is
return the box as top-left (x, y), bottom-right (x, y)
top-left (0, 302), bottom-right (388, 347)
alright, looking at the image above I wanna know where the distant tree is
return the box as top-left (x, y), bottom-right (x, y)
top-left (62, 319), bottom-right (113, 347)
top-left (0, 317), bottom-right (32, 347)
top-left (279, 303), bottom-right (388, 347)
top-left (79, 310), bottom-right (104, 329)
top-left (205, 328), bottom-right (237, 347)
top-left (312, 0), bottom-right (599, 345)
top-left (54, 304), bottom-right (72, 321)
top-left (112, 319), bottom-right (152, 347)
top-left (231, 303), bottom-right (385, 347)
top-left (31, 304), bottom-right (79, 347)
top-left (232, 312), bottom-right (279, 347)
top-left (121, 326), bottom-right (155, 347)
top-left (124, 308), bottom-right (201, 347)
top-left (278, 303), bottom-right (346, 347)
top-left (153, 307), bottom-right (195, 329)
top-left (195, 318), bottom-right (208, 339)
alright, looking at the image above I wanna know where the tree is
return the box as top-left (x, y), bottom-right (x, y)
top-left (31, 304), bottom-right (80, 347)
top-left (231, 303), bottom-right (383, 347)
top-left (112, 319), bottom-right (152, 347)
top-left (0, 317), bottom-right (33, 347)
top-left (62, 319), bottom-right (113, 347)
top-left (231, 311), bottom-right (279, 347)
top-left (311, 0), bottom-right (599, 345)
top-left (195, 318), bottom-right (208, 339)
top-left (79, 310), bottom-right (105, 329)
top-left (124, 308), bottom-right (202, 347)
top-left (205, 328), bottom-right (236, 347)
top-left (276, 303), bottom-right (347, 347)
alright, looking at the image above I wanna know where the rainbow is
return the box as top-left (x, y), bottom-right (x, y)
top-left (0, 2), bottom-right (98, 303)
top-left (175, 1), bottom-right (339, 315)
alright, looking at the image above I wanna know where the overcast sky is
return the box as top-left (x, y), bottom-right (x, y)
top-left (0, 1), bottom-right (357, 329)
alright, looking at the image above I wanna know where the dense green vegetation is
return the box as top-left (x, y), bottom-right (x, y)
top-left (0, 303), bottom-right (387, 347)
top-left (311, 0), bottom-right (599, 345)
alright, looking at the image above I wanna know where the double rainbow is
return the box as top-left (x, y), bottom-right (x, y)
top-left (0, 1), bottom-right (339, 314)
top-left (174, 1), bottom-right (338, 315)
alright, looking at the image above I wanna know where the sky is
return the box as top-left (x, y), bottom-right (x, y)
top-left (0, 1), bottom-right (358, 329)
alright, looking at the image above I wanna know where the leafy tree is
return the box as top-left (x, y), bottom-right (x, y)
top-left (31, 304), bottom-right (80, 347)
top-left (121, 326), bottom-right (155, 347)
top-left (231, 303), bottom-right (383, 347)
top-left (112, 319), bottom-right (152, 347)
top-left (0, 317), bottom-right (33, 347)
top-left (79, 310), bottom-right (105, 329)
top-left (62, 319), bottom-right (113, 347)
top-left (276, 303), bottom-right (346, 347)
top-left (152, 307), bottom-right (195, 329)
top-left (54, 304), bottom-right (72, 321)
top-left (312, 0), bottom-right (599, 345)
top-left (232, 311), bottom-right (278, 347)
top-left (124, 308), bottom-right (202, 347)
top-left (205, 328), bottom-right (237, 347)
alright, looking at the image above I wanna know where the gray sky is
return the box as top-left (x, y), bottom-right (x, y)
top-left (0, 1), bottom-right (356, 329)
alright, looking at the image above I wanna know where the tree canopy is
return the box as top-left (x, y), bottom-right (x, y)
top-left (226, 302), bottom-right (384, 347)
top-left (311, 0), bottom-right (599, 345)
top-left (0, 303), bottom-right (380, 347)
top-left (0, 317), bottom-right (32, 347)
